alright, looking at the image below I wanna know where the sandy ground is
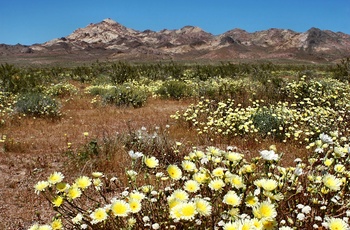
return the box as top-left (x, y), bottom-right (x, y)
top-left (0, 97), bottom-right (189, 229)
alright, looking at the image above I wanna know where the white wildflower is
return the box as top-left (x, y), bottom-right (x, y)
top-left (297, 213), bottom-right (305, 221)
top-left (301, 205), bottom-right (311, 214)
top-left (128, 150), bottom-right (144, 159)
top-left (319, 133), bottom-right (333, 144)
top-left (294, 166), bottom-right (303, 176)
top-left (152, 223), bottom-right (160, 229)
top-left (260, 149), bottom-right (279, 161)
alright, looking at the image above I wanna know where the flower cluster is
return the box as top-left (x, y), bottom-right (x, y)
top-left (172, 76), bottom-right (350, 144)
top-left (45, 82), bottom-right (78, 97)
top-left (283, 76), bottom-right (349, 109)
top-left (29, 132), bottom-right (350, 229)
top-left (0, 91), bottom-right (16, 125)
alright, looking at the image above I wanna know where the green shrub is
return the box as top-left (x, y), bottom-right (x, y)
top-left (104, 86), bottom-right (148, 108)
top-left (0, 91), bottom-right (15, 126)
top-left (0, 64), bottom-right (53, 94)
top-left (45, 82), bottom-right (78, 97)
top-left (0, 63), bottom-right (20, 93)
top-left (198, 81), bottom-right (220, 99)
top-left (14, 92), bottom-right (61, 117)
top-left (332, 57), bottom-right (350, 82)
top-left (70, 65), bottom-right (94, 83)
top-left (87, 84), bottom-right (148, 108)
top-left (109, 62), bottom-right (137, 84)
top-left (156, 80), bottom-right (190, 100)
top-left (283, 76), bottom-right (350, 109)
top-left (251, 108), bottom-right (284, 139)
top-left (85, 85), bottom-right (114, 96)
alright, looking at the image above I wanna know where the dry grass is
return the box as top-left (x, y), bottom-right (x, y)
top-left (0, 91), bottom-right (190, 229)
top-left (0, 85), bottom-right (308, 229)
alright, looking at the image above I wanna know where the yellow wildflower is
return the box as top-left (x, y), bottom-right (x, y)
top-left (144, 156), bottom-right (159, 168)
top-left (167, 165), bottom-right (182, 180)
top-left (48, 172), bottom-right (64, 185)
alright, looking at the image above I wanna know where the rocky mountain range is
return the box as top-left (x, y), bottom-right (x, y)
top-left (1, 18), bottom-right (350, 63)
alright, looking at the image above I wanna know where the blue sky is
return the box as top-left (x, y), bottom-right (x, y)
top-left (1, 0), bottom-right (349, 45)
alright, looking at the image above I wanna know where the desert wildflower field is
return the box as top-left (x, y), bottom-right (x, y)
top-left (0, 60), bottom-right (350, 229)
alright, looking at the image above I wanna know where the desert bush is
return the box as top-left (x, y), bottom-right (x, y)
top-left (197, 79), bottom-right (221, 99)
top-left (250, 65), bottom-right (273, 85)
top-left (0, 64), bottom-right (49, 93)
top-left (0, 91), bottom-right (15, 126)
top-left (332, 57), bottom-right (350, 82)
top-left (86, 85), bottom-right (115, 96)
top-left (283, 75), bottom-right (350, 109)
top-left (0, 63), bottom-right (20, 93)
top-left (218, 78), bottom-right (261, 104)
top-left (128, 78), bottom-right (163, 98)
top-left (89, 76), bottom-right (278, 104)
top-left (109, 62), bottom-right (138, 84)
top-left (102, 85), bottom-right (148, 108)
top-left (30, 132), bottom-right (350, 229)
top-left (255, 77), bottom-right (287, 104)
top-left (71, 65), bottom-right (95, 83)
top-left (20, 70), bottom-right (50, 92)
top-left (86, 84), bottom-right (149, 108)
top-left (45, 82), bottom-right (78, 97)
top-left (14, 92), bottom-right (61, 118)
top-left (188, 76), bottom-right (285, 105)
top-left (46, 66), bottom-right (67, 80)
top-left (251, 108), bottom-right (284, 139)
top-left (156, 80), bottom-right (191, 100)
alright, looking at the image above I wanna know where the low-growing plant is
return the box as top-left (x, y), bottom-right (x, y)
top-left (86, 84), bottom-right (149, 108)
top-left (156, 80), bottom-right (191, 100)
top-left (45, 82), bottom-right (78, 97)
top-left (283, 75), bottom-right (350, 109)
top-left (251, 108), bottom-right (284, 139)
top-left (86, 85), bottom-right (115, 96)
top-left (0, 63), bottom-right (20, 93)
top-left (172, 75), bottom-right (350, 144)
top-left (65, 126), bottom-right (184, 170)
top-left (332, 57), bottom-right (350, 82)
top-left (0, 91), bottom-right (15, 126)
top-left (109, 62), bottom-right (138, 84)
top-left (66, 139), bottom-right (100, 163)
top-left (14, 92), bottom-right (61, 118)
top-left (121, 125), bottom-right (185, 165)
top-left (71, 65), bottom-right (95, 83)
top-left (0, 65), bottom-right (53, 94)
top-left (103, 85), bottom-right (148, 108)
top-left (30, 132), bottom-right (350, 229)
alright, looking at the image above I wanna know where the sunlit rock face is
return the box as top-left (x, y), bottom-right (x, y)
top-left (4, 18), bottom-right (350, 62)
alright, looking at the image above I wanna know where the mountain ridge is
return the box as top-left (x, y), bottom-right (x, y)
top-left (1, 18), bottom-right (350, 63)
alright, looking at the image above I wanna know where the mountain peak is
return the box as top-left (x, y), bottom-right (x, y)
top-left (63, 18), bottom-right (137, 47)
top-left (306, 27), bottom-right (322, 32)
top-left (102, 18), bottom-right (118, 24)
top-left (13, 19), bottom-right (350, 63)
top-left (180, 25), bottom-right (203, 32)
